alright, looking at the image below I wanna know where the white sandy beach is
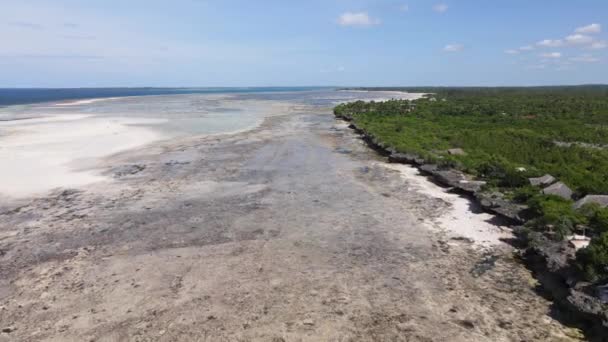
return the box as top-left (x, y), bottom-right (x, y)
top-left (0, 114), bottom-right (167, 198)
top-left (383, 163), bottom-right (513, 247)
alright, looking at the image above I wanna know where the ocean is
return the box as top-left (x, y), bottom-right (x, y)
top-left (0, 88), bottom-right (416, 197)
top-left (0, 88), bottom-right (408, 135)
top-left (0, 87), bottom-right (329, 107)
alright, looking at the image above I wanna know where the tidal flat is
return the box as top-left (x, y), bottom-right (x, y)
top-left (0, 90), bottom-right (582, 341)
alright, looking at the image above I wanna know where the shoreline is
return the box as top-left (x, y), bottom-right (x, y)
top-left (0, 96), bottom-right (300, 200)
top-left (0, 102), bottom-right (585, 341)
top-left (53, 97), bottom-right (122, 106)
top-left (335, 113), bottom-right (608, 337)
top-left (382, 162), bottom-right (513, 248)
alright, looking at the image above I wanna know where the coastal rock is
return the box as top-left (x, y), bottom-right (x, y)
top-left (388, 153), bottom-right (418, 164)
top-left (567, 290), bottom-right (608, 322)
top-left (433, 170), bottom-right (465, 186)
top-left (447, 148), bottom-right (466, 156)
top-left (524, 235), bottom-right (608, 334)
top-left (413, 158), bottom-right (426, 165)
top-left (477, 191), bottom-right (508, 209)
top-left (476, 191), bottom-right (527, 223)
top-left (529, 174), bottom-right (556, 187)
top-left (457, 180), bottom-right (487, 194)
top-left (492, 204), bottom-right (528, 224)
top-left (525, 234), bottom-right (572, 278)
top-left (542, 182), bottom-right (573, 200)
top-left (358, 132), bottom-right (391, 156)
top-left (112, 164), bottom-right (146, 178)
top-left (574, 195), bottom-right (608, 209)
top-left (419, 164), bottom-right (438, 174)
top-left (386, 147), bottom-right (398, 155)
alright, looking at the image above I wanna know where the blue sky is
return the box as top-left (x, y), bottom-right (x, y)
top-left (1, 0), bottom-right (607, 87)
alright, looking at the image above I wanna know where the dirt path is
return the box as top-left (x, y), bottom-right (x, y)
top-left (0, 108), bottom-right (582, 341)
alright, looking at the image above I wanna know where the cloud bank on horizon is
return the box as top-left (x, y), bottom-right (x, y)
top-left (0, 0), bottom-right (606, 87)
top-left (504, 23), bottom-right (605, 70)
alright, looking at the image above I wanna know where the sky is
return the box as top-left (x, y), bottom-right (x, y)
top-left (1, 0), bottom-right (607, 87)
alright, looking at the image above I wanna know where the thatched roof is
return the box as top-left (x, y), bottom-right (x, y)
top-left (574, 195), bottom-right (608, 209)
top-left (542, 181), bottom-right (573, 200)
top-left (529, 174), bottom-right (556, 187)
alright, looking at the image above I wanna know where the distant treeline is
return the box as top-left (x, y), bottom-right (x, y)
top-left (341, 85), bottom-right (608, 96)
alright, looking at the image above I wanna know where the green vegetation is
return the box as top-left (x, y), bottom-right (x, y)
top-left (577, 232), bottom-right (608, 282)
top-left (575, 203), bottom-right (608, 281)
top-left (335, 86), bottom-right (608, 282)
top-left (335, 90), bottom-right (608, 195)
top-left (526, 195), bottom-right (585, 240)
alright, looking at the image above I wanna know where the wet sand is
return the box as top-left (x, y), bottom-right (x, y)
top-left (0, 96), bottom-right (293, 198)
top-left (0, 100), bottom-right (582, 341)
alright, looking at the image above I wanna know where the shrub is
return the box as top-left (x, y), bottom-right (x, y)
top-left (576, 232), bottom-right (608, 282)
top-left (500, 167), bottom-right (530, 188)
top-left (527, 195), bottom-right (584, 239)
top-left (591, 209), bottom-right (608, 234)
top-left (476, 157), bottom-right (508, 180)
top-left (512, 186), bottom-right (540, 204)
top-left (578, 203), bottom-right (608, 235)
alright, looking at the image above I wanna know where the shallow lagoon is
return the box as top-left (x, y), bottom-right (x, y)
top-left (0, 89), bottom-right (417, 197)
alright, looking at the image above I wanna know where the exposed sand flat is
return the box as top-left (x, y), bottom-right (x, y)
top-left (53, 97), bottom-right (120, 106)
top-left (0, 114), bottom-right (167, 198)
top-left (0, 101), bottom-right (581, 341)
top-left (332, 91), bottom-right (424, 105)
top-left (0, 95), bottom-right (298, 199)
top-left (0, 92), bottom-right (580, 341)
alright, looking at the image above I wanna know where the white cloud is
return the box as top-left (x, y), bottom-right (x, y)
top-left (505, 49), bottom-right (519, 55)
top-left (565, 34), bottom-right (594, 45)
top-left (505, 24), bottom-right (608, 59)
top-left (536, 39), bottom-right (563, 48)
top-left (570, 54), bottom-right (600, 63)
top-left (575, 23), bottom-right (601, 34)
top-left (443, 44), bottom-right (463, 52)
top-left (589, 40), bottom-right (607, 50)
top-left (540, 52), bottom-right (562, 59)
top-left (433, 3), bottom-right (448, 13)
top-left (337, 12), bottom-right (380, 27)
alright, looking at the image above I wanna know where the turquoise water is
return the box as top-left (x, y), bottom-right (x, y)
top-left (0, 89), bottom-right (412, 137)
top-left (0, 87), bottom-right (330, 107)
